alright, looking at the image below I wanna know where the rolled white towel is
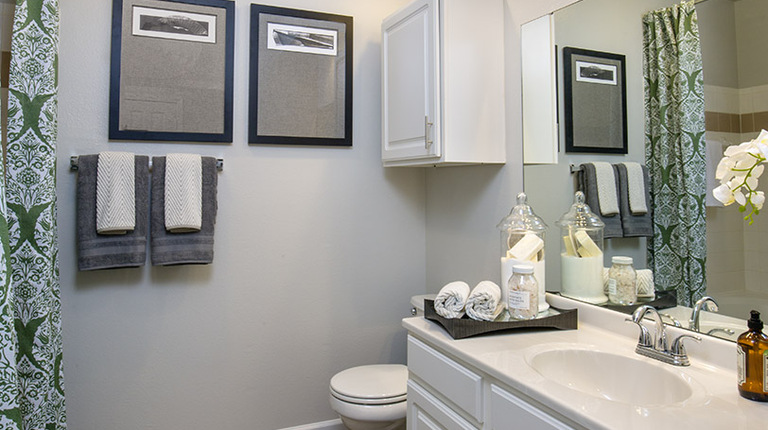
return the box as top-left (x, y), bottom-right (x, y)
top-left (434, 281), bottom-right (470, 319)
top-left (637, 269), bottom-right (654, 297)
top-left (465, 281), bottom-right (504, 322)
top-left (602, 267), bottom-right (654, 297)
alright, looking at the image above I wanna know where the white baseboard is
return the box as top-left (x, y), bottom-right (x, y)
top-left (278, 418), bottom-right (345, 430)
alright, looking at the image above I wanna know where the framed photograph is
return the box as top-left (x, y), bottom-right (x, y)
top-left (562, 47), bottom-right (627, 154)
top-left (249, 4), bottom-right (353, 146)
top-left (109, 0), bottom-right (235, 142)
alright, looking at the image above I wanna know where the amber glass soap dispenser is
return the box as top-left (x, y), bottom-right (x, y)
top-left (737, 310), bottom-right (768, 401)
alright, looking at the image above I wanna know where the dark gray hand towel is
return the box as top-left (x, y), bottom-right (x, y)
top-left (579, 163), bottom-right (623, 238)
top-left (77, 154), bottom-right (149, 270)
top-left (615, 163), bottom-right (653, 237)
top-left (151, 156), bottom-right (218, 265)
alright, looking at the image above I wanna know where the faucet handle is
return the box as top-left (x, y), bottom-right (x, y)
top-left (625, 317), bottom-right (652, 347)
top-left (671, 333), bottom-right (701, 356)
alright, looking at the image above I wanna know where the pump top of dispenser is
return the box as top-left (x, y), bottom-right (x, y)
top-left (748, 310), bottom-right (764, 331)
top-left (497, 192), bottom-right (548, 233)
top-left (555, 191), bottom-right (605, 229)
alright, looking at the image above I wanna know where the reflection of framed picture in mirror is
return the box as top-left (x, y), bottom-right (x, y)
top-left (563, 47), bottom-right (627, 154)
top-left (249, 4), bottom-right (353, 146)
top-left (109, 0), bottom-right (235, 142)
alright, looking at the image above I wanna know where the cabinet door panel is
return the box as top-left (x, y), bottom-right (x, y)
top-left (382, 0), bottom-right (439, 161)
top-left (407, 380), bottom-right (477, 430)
top-left (489, 384), bottom-right (573, 430)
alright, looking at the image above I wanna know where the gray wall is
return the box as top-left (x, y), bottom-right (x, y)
top-left (698, 0), bottom-right (738, 88)
top-left (57, 0), bottom-right (636, 428)
top-left (423, 0), bottom-right (581, 293)
top-left (59, 1), bottom-right (420, 429)
top-left (736, 0), bottom-right (768, 88)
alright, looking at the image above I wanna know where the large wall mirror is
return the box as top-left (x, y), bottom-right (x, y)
top-left (522, 0), bottom-right (768, 341)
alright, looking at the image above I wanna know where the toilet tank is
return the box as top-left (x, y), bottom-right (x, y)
top-left (410, 294), bottom-right (436, 316)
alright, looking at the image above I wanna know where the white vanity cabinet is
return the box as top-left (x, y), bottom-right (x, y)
top-left (381, 0), bottom-right (505, 167)
top-left (406, 335), bottom-right (577, 430)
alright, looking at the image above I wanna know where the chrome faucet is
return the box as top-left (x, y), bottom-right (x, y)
top-left (626, 305), bottom-right (701, 366)
top-left (689, 296), bottom-right (719, 332)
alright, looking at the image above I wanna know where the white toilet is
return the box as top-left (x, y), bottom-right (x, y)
top-left (329, 364), bottom-right (408, 430)
top-left (329, 296), bottom-right (435, 429)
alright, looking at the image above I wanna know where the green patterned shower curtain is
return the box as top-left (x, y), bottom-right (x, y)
top-left (643, 0), bottom-right (707, 307)
top-left (0, 0), bottom-right (65, 429)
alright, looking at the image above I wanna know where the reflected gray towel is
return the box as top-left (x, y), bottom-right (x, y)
top-left (77, 154), bottom-right (148, 270)
top-left (579, 163), bottom-right (623, 238)
top-left (151, 156), bottom-right (218, 265)
top-left (615, 163), bottom-right (653, 237)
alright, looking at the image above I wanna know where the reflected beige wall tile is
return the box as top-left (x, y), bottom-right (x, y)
top-left (742, 113), bottom-right (755, 133)
top-left (754, 111), bottom-right (768, 131)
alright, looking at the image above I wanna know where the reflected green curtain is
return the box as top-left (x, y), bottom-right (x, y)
top-left (0, 0), bottom-right (65, 429)
top-left (643, 0), bottom-right (706, 307)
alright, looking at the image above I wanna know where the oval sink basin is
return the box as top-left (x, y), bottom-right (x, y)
top-left (527, 347), bottom-right (694, 406)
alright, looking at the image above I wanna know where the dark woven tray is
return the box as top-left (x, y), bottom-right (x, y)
top-left (423, 299), bottom-right (578, 339)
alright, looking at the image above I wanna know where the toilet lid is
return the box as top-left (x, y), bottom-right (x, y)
top-left (330, 364), bottom-right (408, 405)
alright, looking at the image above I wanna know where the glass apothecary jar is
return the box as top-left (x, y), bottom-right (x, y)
top-left (497, 192), bottom-right (548, 313)
top-left (508, 264), bottom-right (538, 320)
top-left (555, 191), bottom-right (607, 304)
top-left (608, 256), bottom-right (637, 305)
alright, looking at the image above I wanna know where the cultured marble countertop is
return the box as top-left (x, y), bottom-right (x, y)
top-left (402, 294), bottom-right (768, 429)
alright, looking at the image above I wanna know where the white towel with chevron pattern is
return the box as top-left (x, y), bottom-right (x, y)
top-left (593, 162), bottom-right (619, 215)
top-left (621, 162), bottom-right (648, 214)
top-left (96, 151), bottom-right (136, 234)
top-left (165, 153), bottom-right (202, 233)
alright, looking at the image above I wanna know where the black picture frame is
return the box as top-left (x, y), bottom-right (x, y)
top-left (563, 47), bottom-right (627, 154)
top-left (109, 0), bottom-right (235, 142)
top-left (249, 4), bottom-right (353, 146)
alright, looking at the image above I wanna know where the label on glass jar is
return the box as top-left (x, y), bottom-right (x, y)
top-left (763, 350), bottom-right (768, 392)
top-left (738, 347), bottom-right (746, 385)
top-left (508, 290), bottom-right (530, 310)
top-left (608, 279), bottom-right (617, 295)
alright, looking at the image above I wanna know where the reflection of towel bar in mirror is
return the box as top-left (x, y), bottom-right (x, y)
top-left (69, 156), bottom-right (224, 172)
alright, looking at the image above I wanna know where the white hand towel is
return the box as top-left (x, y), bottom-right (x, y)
top-left (621, 162), bottom-right (648, 215)
top-left (465, 281), bottom-right (504, 321)
top-left (96, 151), bottom-right (136, 234)
top-left (434, 281), bottom-right (470, 319)
top-left (593, 162), bottom-right (619, 216)
top-left (165, 153), bottom-right (202, 232)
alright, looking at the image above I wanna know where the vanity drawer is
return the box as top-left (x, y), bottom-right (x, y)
top-left (407, 335), bottom-right (483, 422)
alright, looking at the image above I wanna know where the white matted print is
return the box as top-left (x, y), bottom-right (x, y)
top-left (267, 22), bottom-right (337, 56)
top-left (575, 61), bottom-right (617, 85)
top-left (132, 6), bottom-right (217, 43)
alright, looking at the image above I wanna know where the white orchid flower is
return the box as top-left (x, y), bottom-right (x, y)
top-left (713, 130), bottom-right (768, 224)
top-left (716, 157), bottom-right (735, 181)
top-left (734, 188), bottom-right (747, 206)
top-left (753, 191), bottom-right (765, 210)
top-left (713, 183), bottom-right (735, 205)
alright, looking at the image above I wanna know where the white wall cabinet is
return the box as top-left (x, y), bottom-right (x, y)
top-left (406, 335), bottom-right (577, 430)
top-left (381, 0), bottom-right (505, 167)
